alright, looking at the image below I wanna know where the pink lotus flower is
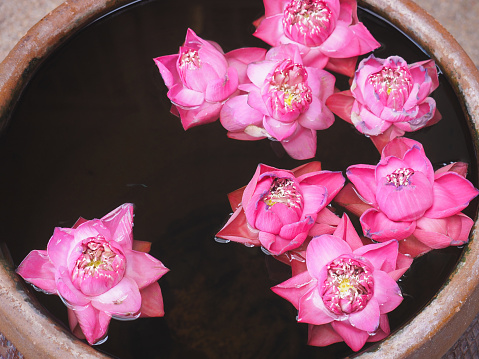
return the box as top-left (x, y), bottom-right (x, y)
top-left (337, 137), bottom-right (479, 257)
top-left (216, 161), bottom-right (345, 255)
top-left (220, 44), bottom-right (335, 160)
top-left (154, 28), bottom-right (266, 130)
top-left (253, 0), bottom-right (380, 76)
top-left (327, 55), bottom-right (441, 152)
top-left (16, 204), bottom-right (169, 345)
top-left (272, 214), bottom-right (406, 351)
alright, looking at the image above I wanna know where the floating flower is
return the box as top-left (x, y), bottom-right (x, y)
top-left (327, 55), bottom-right (441, 152)
top-left (16, 204), bottom-right (169, 345)
top-left (272, 213), bottom-right (405, 351)
top-left (336, 137), bottom-right (479, 256)
top-left (216, 161), bottom-right (345, 255)
top-left (220, 44), bottom-right (335, 160)
top-left (154, 28), bottom-right (266, 130)
top-left (253, 0), bottom-right (380, 76)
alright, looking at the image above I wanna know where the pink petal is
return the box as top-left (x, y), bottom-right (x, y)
top-left (205, 66), bottom-right (239, 102)
top-left (325, 90), bottom-right (354, 123)
top-left (215, 208), bottom-right (260, 246)
top-left (227, 186), bottom-right (245, 210)
top-left (281, 126), bottom-right (317, 160)
top-left (425, 172), bottom-right (479, 218)
top-left (381, 137), bottom-right (425, 159)
top-left (259, 231), bottom-right (308, 255)
top-left (354, 239), bottom-right (398, 273)
top-left (346, 164), bottom-right (377, 206)
top-left (306, 235), bottom-right (352, 279)
top-left (389, 253), bottom-right (413, 281)
top-left (435, 161), bottom-right (468, 178)
top-left (225, 47), bottom-right (267, 84)
top-left (176, 101), bottom-right (222, 130)
top-left (124, 249), bottom-right (169, 290)
top-left (297, 288), bottom-right (338, 325)
top-left (325, 56), bottom-right (358, 77)
top-left (360, 208), bottom-right (416, 241)
top-left (132, 240), bottom-right (152, 253)
top-left (353, 104), bottom-right (389, 136)
top-left (263, 116), bottom-right (297, 141)
top-left (299, 185), bottom-right (328, 215)
top-left (47, 227), bottom-right (76, 269)
top-left (247, 60), bottom-right (278, 88)
top-left (333, 183), bottom-right (373, 217)
top-left (271, 270), bottom-right (316, 310)
top-left (332, 214), bottom-right (364, 251)
top-left (254, 203), bottom-right (283, 234)
top-left (367, 314), bottom-right (391, 343)
top-left (307, 323), bottom-right (344, 347)
top-left (414, 213), bottom-right (474, 248)
top-left (68, 304), bottom-right (111, 345)
top-left (138, 282), bottom-right (165, 318)
top-left (56, 267), bottom-right (90, 307)
top-left (253, 15), bottom-right (284, 46)
top-left (298, 97), bottom-right (335, 130)
top-left (402, 145), bottom-right (434, 181)
top-left (220, 95), bottom-right (264, 132)
top-left (309, 208), bottom-right (341, 237)
top-left (370, 126), bottom-right (406, 154)
top-left (331, 320), bottom-right (369, 351)
top-left (153, 54), bottom-right (179, 89)
top-left (349, 298), bottom-right (380, 332)
top-left (398, 236), bottom-right (433, 258)
top-left (291, 161), bottom-right (322, 176)
top-left (370, 270), bottom-right (403, 313)
top-left (167, 83), bottom-right (204, 107)
top-left (91, 277), bottom-right (142, 316)
top-left (263, 0), bottom-right (287, 17)
top-left (101, 203), bottom-right (134, 249)
top-left (16, 250), bottom-right (57, 294)
top-left (376, 171), bottom-right (433, 222)
top-left (227, 129), bottom-right (267, 141)
top-left (299, 170), bottom-right (345, 204)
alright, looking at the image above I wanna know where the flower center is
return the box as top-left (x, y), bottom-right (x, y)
top-left (368, 66), bottom-right (413, 111)
top-left (73, 237), bottom-right (125, 281)
top-left (263, 177), bottom-right (302, 209)
top-left (268, 60), bottom-right (312, 115)
top-left (386, 167), bottom-right (414, 187)
top-left (283, 0), bottom-right (332, 46)
top-left (179, 49), bottom-right (201, 70)
top-left (322, 257), bottom-right (373, 315)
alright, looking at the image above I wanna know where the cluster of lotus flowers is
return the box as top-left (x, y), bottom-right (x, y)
top-left (14, 0), bottom-right (479, 353)
top-left (216, 137), bottom-right (479, 350)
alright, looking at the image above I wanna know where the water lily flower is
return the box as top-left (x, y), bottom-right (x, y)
top-left (216, 161), bottom-right (345, 255)
top-left (220, 44), bottom-right (336, 160)
top-left (253, 0), bottom-right (380, 76)
top-left (16, 204), bottom-right (169, 345)
top-left (272, 213), bottom-right (405, 351)
top-left (154, 28), bottom-right (266, 130)
top-left (337, 137), bottom-right (479, 256)
top-left (327, 55), bottom-right (441, 152)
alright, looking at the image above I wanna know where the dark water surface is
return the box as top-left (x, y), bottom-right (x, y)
top-left (0, 0), bottom-right (476, 358)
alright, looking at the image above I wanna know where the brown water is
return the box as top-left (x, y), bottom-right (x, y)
top-left (0, 0), bottom-right (476, 358)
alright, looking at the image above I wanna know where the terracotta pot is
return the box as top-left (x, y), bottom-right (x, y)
top-left (0, 0), bottom-right (477, 358)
